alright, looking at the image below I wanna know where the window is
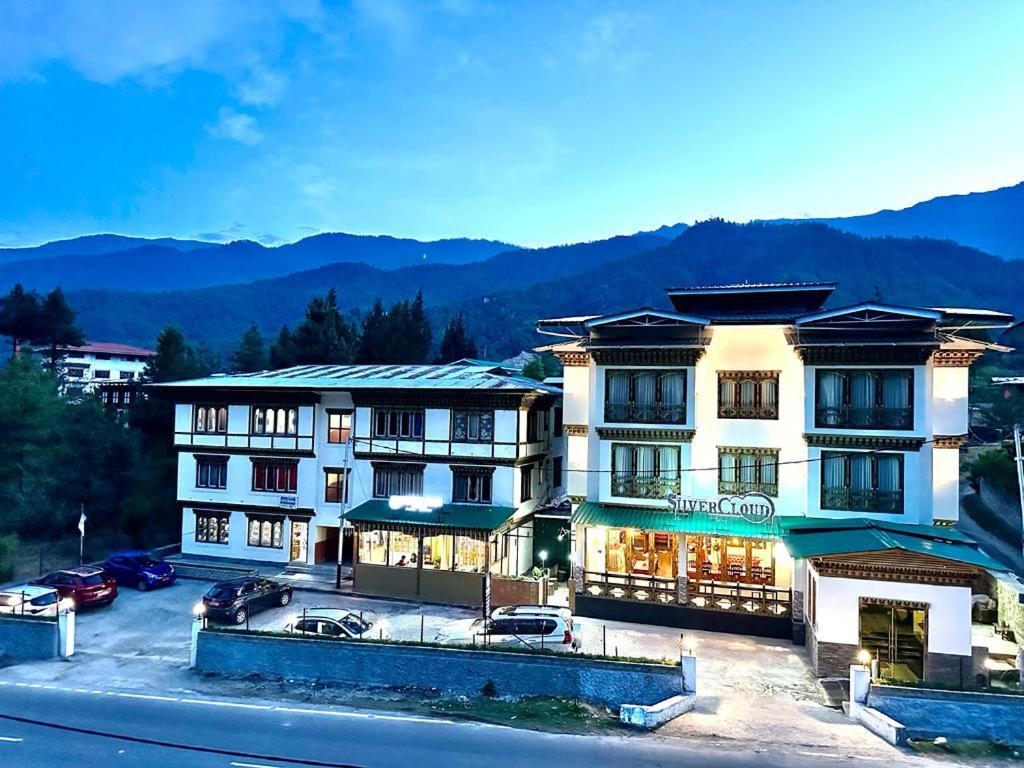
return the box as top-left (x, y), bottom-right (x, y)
top-left (611, 444), bottom-right (680, 499)
top-left (526, 410), bottom-right (541, 442)
top-left (119, 371), bottom-right (133, 380)
top-left (553, 407), bottom-right (563, 434)
top-left (718, 447), bottom-right (779, 496)
top-left (718, 371), bottom-right (779, 419)
top-left (247, 517), bottom-right (284, 548)
top-left (196, 456), bottom-right (228, 489)
top-left (552, 456), bottom-right (563, 488)
top-left (94, 353), bottom-right (111, 360)
top-left (327, 410), bottom-right (352, 444)
top-left (66, 367), bottom-right (84, 379)
top-left (520, 465), bottom-right (534, 501)
top-left (195, 512), bottom-right (230, 544)
top-left (388, 531), bottom-right (418, 565)
top-left (452, 410), bottom-right (494, 442)
top-left (93, 369), bottom-right (110, 380)
top-left (358, 529), bottom-right (388, 564)
top-left (252, 460), bottom-right (298, 493)
top-left (252, 406), bottom-right (298, 435)
top-left (372, 463), bottom-right (424, 498)
top-left (821, 452), bottom-right (904, 513)
top-left (605, 370), bottom-right (686, 424)
top-left (195, 405), bottom-right (228, 433)
top-left (324, 468), bottom-right (350, 503)
top-left (455, 535), bottom-right (486, 572)
top-left (815, 370), bottom-right (913, 429)
top-left (452, 467), bottom-right (493, 504)
top-left (373, 409), bottom-right (424, 440)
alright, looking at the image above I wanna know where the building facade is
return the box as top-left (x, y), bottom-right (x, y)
top-left (51, 341), bottom-right (155, 408)
top-left (538, 283), bottom-right (1011, 684)
top-left (155, 361), bottom-right (563, 606)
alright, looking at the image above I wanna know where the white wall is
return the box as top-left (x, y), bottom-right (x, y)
top-left (931, 364), bottom-right (969, 437)
top-left (932, 447), bottom-right (960, 523)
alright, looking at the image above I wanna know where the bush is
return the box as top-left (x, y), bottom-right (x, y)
top-left (0, 534), bottom-right (18, 582)
top-left (968, 448), bottom-right (1019, 495)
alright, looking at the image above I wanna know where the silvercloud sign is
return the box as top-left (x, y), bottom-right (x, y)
top-left (666, 492), bottom-right (775, 525)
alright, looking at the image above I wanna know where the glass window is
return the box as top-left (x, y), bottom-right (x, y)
top-left (821, 451), bottom-right (904, 513)
top-left (324, 469), bottom-right (349, 503)
top-left (196, 457), bottom-right (228, 489)
top-left (422, 533), bottom-right (453, 570)
top-left (455, 535), bottom-right (486, 572)
top-left (611, 444), bottom-right (680, 499)
top-left (452, 469), bottom-right (493, 503)
top-left (717, 447), bottom-right (779, 496)
top-left (327, 411), bottom-right (352, 444)
top-left (520, 466), bottom-right (534, 501)
top-left (195, 512), bottom-right (229, 544)
top-left (453, 410), bottom-right (494, 442)
top-left (717, 372), bottom-right (779, 419)
top-left (815, 369), bottom-right (913, 429)
top-left (358, 529), bottom-right (387, 564)
top-left (388, 532), bottom-right (418, 566)
top-left (373, 409), bottom-right (424, 439)
top-left (252, 406), bottom-right (298, 435)
top-left (372, 465), bottom-right (424, 498)
top-left (247, 518), bottom-right (284, 548)
top-left (252, 461), bottom-right (298, 493)
top-left (604, 370), bottom-right (686, 424)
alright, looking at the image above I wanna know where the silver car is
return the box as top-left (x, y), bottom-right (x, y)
top-left (284, 608), bottom-right (373, 639)
top-left (437, 611), bottom-right (581, 651)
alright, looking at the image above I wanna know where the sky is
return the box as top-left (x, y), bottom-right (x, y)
top-left (0, 0), bottom-right (1022, 248)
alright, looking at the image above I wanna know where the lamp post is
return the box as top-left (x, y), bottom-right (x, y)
top-left (336, 427), bottom-right (352, 589)
top-left (539, 550), bottom-right (549, 604)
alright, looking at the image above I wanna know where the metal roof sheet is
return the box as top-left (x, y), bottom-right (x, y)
top-left (344, 499), bottom-right (516, 531)
top-left (572, 501), bottom-right (781, 540)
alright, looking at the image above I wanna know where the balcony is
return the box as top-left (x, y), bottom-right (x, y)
top-left (604, 402), bottom-right (685, 425)
top-left (821, 488), bottom-right (903, 514)
top-left (611, 473), bottom-right (680, 500)
top-left (718, 480), bottom-right (778, 497)
top-left (815, 405), bottom-right (913, 430)
top-left (718, 402), bottom-right (778, 420)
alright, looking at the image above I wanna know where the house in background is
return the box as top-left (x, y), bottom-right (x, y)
top-left (152, 360), bottom-right (564, 607)
top-left (50, 341), bottom-right (155, 408)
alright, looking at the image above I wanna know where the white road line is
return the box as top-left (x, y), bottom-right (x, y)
top-left (114, 693), bottom-right (178, 703)
top-left (230, 762), bottom-right (282, 768)
top-left (0, 736), bottom-right (23, 743)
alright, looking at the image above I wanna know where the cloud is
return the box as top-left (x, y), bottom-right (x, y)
top-left (209, 108), bottom-right (264, 145)
top-left (237, 67), bottom-right (288, 107)
top-left (578, 10), bottom-right (646, 70)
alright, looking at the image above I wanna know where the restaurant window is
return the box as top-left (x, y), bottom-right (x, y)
top-left (605, 370), bottom-right (686, 424)
top-left (324, 468), bottom-right (350, 503)
top-left (685, 535), bottom-right (775, 584)
top-left (821, 451), bottom-right (904, 513)
top-left (611, 444), bottom-right (680, 499)
top-left (718, 371), bottom-right (779, 419)
top-left (422, 533), bottom-right (454, 570)
top-left (718, 447), bottom-right (779, 497)
top-left (388, 531), bottom-right (419, 566)
top-left (246, 517), bottom-right (283, 548)
top-left (252, 406), bottom-right (298, 436)
top-left (455, 535), bottom-right (486, 572)
top-left (452, 467), bottom-right (493, 504)
top-left (599, 528), bottom-right (679, 579)
top-left (327, 410), bottom-right (352, 444)
top-left (195, 512), bottom-right (230, 544)
top-left (195, 405), bottom-right (228, 433)
top-left (196, 456), bottom-right (228, 489)
top-left (816, 369), bottom-right (913, 429)
top-left (252, 459), bottom-right (298, 493)
top-left (452, 410), bottom-right (494, 442)
top-left (358, 529), bottom-right (388, 564)
top-left (374, 409), bottom-right (424, 439)
top-left (520, 465), bottom-right (534, 502)
top-left (372, 463), bottom-right (424, 498)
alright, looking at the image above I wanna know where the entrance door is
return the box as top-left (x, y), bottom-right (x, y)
top-left (859, 599), bottom-right (927, 681)
top-left (290, 521), bottom-right (309, 562)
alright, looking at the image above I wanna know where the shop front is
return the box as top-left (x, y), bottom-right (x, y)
top-left (572, 498), bottom-right (794, 639)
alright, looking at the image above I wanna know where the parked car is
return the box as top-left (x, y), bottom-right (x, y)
top-left (0, 585), bottom-right (60, 617)
top-left (491, 604), bottom-right (572, 622)
top-left (104, 550), bottom-right (176, 591)
top-left (284, 608), bottom-right (373, 639)
top-left (437, 610), bottom-right (581, 651)
top-left (201, 576), bottom-right (292, 625)
top-left (30, 566), bottom-right (118, 609)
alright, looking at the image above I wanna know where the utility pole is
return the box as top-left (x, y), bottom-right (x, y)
top-left (1014, 424), bottom-right (1024, 559)
top-left (336, 428), bottom-right (352, 589)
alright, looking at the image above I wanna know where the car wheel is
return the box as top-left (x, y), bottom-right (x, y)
top-left (137, 580), bottom-right (148, 592)
top-left (279, 591), bottom-right (292, 607)
top-left (234, 608), bottom-right (248, 625)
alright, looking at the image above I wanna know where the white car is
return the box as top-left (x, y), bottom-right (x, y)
top-left (284, 608), bottom-right (373, 639)
top-left (0, 586), bottom-right (60, 617)
top-left (490, 604), bottom-right (572, 622)
top-left (437, 611), bottom-right (581, 651)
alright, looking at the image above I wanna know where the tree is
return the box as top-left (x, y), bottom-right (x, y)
top-left (356, 300), bottom-right (389, 364)
top-left (35, 288), bottom-right (85, 366)
top-left (356, 292), bottom-right (434, 364)
top-left (405, 291), bottom-right (433, 363)
top-left (273, 290), bottom-right (357, 366)
top-left (435, 314), bottom-right (478, 363)
top-left (231, 323), bottom-right (267, 373)
top-left (269, 325), bottom-right (295, 369)
top-left (522, 353), bottom-right (561, 381)
top-left (0, 284), bottom-right (43, 358)
top-left (145, 326), bottom-right (210, 383)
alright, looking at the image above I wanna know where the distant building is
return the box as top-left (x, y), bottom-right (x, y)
top-left (992, 375), bottom-right (1024, 401)
top-left (53, 342), bottom-right (155, 408)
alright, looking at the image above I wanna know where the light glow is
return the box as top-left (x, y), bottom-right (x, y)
top-left (857, 649), bottom-right (872, 665)
top-left (389, 495), bottom-right (443, 513)
top-left (193, 601), bottom-right (206, 617)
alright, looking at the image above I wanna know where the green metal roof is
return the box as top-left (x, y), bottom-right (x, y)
top-left (573, 501), bottom-right (781, 540)
top-left (344, 499), bottom-right (517, 531)
top-left (779, 518), bottom-right (1006, 571)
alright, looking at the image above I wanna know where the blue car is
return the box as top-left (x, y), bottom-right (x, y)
top-left (104, 550), bottom-right (176, 592)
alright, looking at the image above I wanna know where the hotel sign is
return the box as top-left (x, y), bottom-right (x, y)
top-left (666, 492), bottom-right (775, 525)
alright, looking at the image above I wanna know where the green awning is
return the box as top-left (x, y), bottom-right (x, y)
top-left (345, 499), bottom-right (517, 532)
top-left (573, 501), bottom-right (781, 540)
top-left (780, 517), bottom-right (1006, 571)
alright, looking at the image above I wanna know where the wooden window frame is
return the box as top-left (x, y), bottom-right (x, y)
top-left (452, 409), bottom-right (495, 443)
top-left (717, 446), bottom-right (779, 497)
top-left (604, 369), bottom-right (687, 425)
top-left (251, 459), bottom-right (299, 493)
top-left (324, 467), bottom-right (351, 503)
top-left (251, 406), bottom-right (299, 436)
top-left (195, 455), bottom-right (229, 489)
top-left (194, 404), bottom-right (229, 434)
top-left (194, 511), bottom-right (230, 545)
top-left (717, 371), bottom-right (779, 420)
top-left (452, 465), bottom-right (495, 504)
top-left (373, 408), bottom-right (425, 440)
top-left (820, 451), bottom-right (905, 514)
top-left (372, 463), bottom-right (425, 498)
top-left (246, 516), bottom-right (284, 549)
top-left (814, 369), bottom-right (914, 429)
top-left (326, 409), bottom-right (352, 444)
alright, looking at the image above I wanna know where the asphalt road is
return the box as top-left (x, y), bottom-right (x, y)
top-left (0, 683), bottom-right (902, 768)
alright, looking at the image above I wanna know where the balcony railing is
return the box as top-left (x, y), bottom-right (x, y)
top-left (718, 480), bottom-right (778, 497)
top-left (604, 402), bottom-right (685, 425)
top-left (822, 487), bottom-right (904, 514)
top-left (815, 405), bottom-right (913, 430)
top-left (718, 402), bottom-right (778, 420)
top-left (611, 473), bottom-right (680, 500)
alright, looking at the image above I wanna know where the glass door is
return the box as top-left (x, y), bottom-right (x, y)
top-left (290, 520), bottom-right (309, 562)
top-left (859, 600), bottom-right (927, 681)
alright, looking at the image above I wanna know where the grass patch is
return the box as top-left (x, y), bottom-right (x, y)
top-left (0, 612), bottom-right (57, 623)
top-left (420, 694), bottom-right (621, 733)
top-left (909, 739), bottom-right (1024, 760)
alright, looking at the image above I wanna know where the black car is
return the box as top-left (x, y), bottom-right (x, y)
top-left (201, 577), bottom-right (293, 625)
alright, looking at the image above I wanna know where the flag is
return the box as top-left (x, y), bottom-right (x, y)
top-left (78, 511), bottom-right (86, 536)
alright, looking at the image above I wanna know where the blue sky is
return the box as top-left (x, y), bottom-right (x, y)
top-left (1, 0), bottom-right (1022, 248)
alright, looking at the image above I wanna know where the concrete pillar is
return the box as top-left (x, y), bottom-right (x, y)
top-left (676, 574), bottom-right (688, 605)
top-left (57, 610), bottom-right (75, 658)
top-left (189, 616), bottom-right (202, 669)
top-left (680, 654), bottom-right (697, 694)
top-left (850, 664), bottom-right (870, 705)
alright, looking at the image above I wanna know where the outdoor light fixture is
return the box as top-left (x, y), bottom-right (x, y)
top-left (682, 635), bottom-right (696, 656)
top-left (857, 649), bottom-right (872, 666)
top-left (58, 598), bottom-right (76, 615)
top-left (193, 601), bottom-right (206, 617)
top-left (539, 550), bottom-right (548, 565)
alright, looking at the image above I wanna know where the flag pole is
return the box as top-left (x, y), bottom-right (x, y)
top-left (79, 503), bottom-right (85, 565)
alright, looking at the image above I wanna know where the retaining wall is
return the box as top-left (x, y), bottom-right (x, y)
top-left (195, 630), bottom-right (682, 707)
top-left (0, 616), bottom-right (59, 662)
top-left (867, 684), bottom-right (1024, 743)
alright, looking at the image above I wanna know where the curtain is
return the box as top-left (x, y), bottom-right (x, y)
top-left (739, 453), bottom-right (756, 484)
top-left (613, 444), bottom-right (633, 475)
top-left (876, 455), bottom-right (900, 492)
top-left (850, 372), bottom-right (876, 408)
top-left (850, 454), bottom-right (872, 490)
top-left (720, 453), bottom-right (736, 483)
top-left (719, 378), bottom-right (735, 407)
top-left (634, 373), bottom-right (656, 405)
top-left (739, 379), bottom-right (756, 407)
top-left (607, 372), bottom-right (630, 404)
top-left (817, 372), bottom-right (843, 420)
top-left (822, 454), bottom-right (845, 489)
top-left (760, 456), bottom-right (777, 487)
top-left (660, 372), bottom-right (684, 407)
top-left (760, 378), bottom-right (778, 409)
top-left (881, 372), bottom-right (910, 409)
top-left (658, 447), bottom-right (679, 484)
top-left (635, 445), bottom-right (655, 477)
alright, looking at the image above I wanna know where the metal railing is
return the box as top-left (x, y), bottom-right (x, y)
top-left (717, 402), bottom-right (778, 420)
top-left (718, 480), bottom-right (778, 497)
top-left (604, 402), bottom-right (685, 424)
top-left (821, 488), bottom-right (904, 514)
top-left (611, 473), bottom-right (680, 499)
top-left (815, 405), bottom-right (913, 430)
top-left (582, 571), bottom-right (677, 605)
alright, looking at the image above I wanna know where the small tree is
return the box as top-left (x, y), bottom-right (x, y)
top-left (36, 288), bottom-right (85, 366)
top-left (435, 314), bottom-right (478, 363)
top-left (231, 323), bottom-right (266, 372)
top-left (0, 284), bottom-right (44, 358)
top-left (145, 326), bottom-right (207, 383)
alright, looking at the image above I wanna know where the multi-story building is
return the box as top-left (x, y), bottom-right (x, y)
top-left (52, 341), bottom-right (155, 406)
top-left (154, 361), bottom-right (563, 606)
top-left (537, 282), bottom-right (1012, 684)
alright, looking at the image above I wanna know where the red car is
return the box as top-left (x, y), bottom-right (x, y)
top-left (31, 565), bottom-right (118, 608)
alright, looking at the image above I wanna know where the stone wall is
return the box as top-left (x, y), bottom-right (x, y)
top-left (0, 616), bottom-right (59, 662)
top-left (868, 684), bottom-right (1024, 744)
top-left (807, 620), bottom-right (858, 678)
top-left (491, 576), bottom-right (542, 607)
top-left (195, 630), bottom-right (682, 707)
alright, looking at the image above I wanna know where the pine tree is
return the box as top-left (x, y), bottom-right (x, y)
top-left (274, 290), bottom-right (357, 366)
top-left (356, 300), bottom-right (389, 364)
top-left (145, 326), bottom-right (205, 383)
top-left (36, 288), bottom-right (85, 366)
top-left (406, 291), bottom-right (433, 363)
top-left (231, 323), bottom-right (267, 372)
top-left (436, 314), bottom-right (478, 363)
top-left (269, 325), bottom-right (295, 369)
top-left (0, 284), bottom-right (43, 358)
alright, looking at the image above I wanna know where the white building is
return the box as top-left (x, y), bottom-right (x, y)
top-left (537, 282), bottom-right (1011, 685)
top-left (154, 361), bottom-right (564, 606)
top-left (54, 341), bottom-right (155, 405)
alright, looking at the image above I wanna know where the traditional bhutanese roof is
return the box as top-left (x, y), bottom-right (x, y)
top-left (61, 342), bottom-right (156, 357)
top-left (932, 307), bottom-right (1016, 330)
top-left (665, 282), bottom-right (836, 322)
top-left (572, 501), bottom-right (781, 540)
top-left (779, 518), bottom-right (1005, 571)
top-left (345, 499), bottom-right (517, 531)
top-left (794, 302), bottom-right (942, 325)
top-left (152, 360), bottom-right (561, 394)
top-left (583, 308), bottom-right (711, 328)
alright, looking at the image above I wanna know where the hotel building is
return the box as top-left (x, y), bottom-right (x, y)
top-left (537, 282), bottom-right (1011, 684)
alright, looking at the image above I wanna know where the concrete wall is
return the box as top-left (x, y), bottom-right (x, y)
top-left (0, 616), bottom-right (59, 662)
top-left (195, 630), bottom-right (682, 707)
top-left (867, 684), bottom-right (1024, 744)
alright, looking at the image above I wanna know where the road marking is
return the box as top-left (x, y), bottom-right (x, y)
top-left (0, 736), bottom-right (23, 743)
top-left (230, 762), bottom-right (283, 768)
top-left (115, 693), bottom-right (178, 703)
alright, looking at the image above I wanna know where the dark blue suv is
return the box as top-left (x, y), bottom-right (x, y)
top-left (104, 550), bottom-right (176, 592)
